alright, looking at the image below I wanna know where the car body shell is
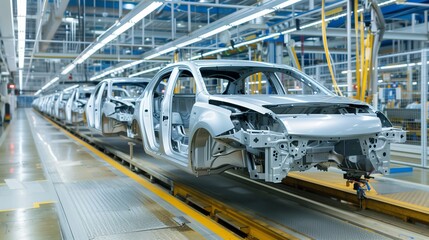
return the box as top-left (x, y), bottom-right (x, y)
top-left (65, 86), bottom-right (95, 124)
top-left (85, 78), bottom-right (150, 137)
top-left (134, 60), bottom-right (406, 183)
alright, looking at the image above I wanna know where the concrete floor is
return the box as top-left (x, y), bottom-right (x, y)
top-left (0, 109), bottom-right (213, 240)
top-left (1, 108), bottom-right (428, 239)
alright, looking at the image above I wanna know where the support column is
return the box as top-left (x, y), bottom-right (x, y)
top-left (346, 0), bottom-right (352, 97)
top-left (275, 43), bottom-right (283, 64)
top-left (268, 42), bottom-right (276, 64)
top-left (420, 50), bottom-right (427, 168)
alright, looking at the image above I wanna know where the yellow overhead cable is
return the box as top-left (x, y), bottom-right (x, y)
top-left (321, 0), bottom-right (343, 96)
top-left (258, 53), bottom-right (262, 93)
top-left (291, 45), bottom-right (302, 71)
top-left (360, 18), bottom-right (365, 100)
top-left (173, 50), bottom-right (179, 63)
top-left (361, 33), bottom-right (374, 102)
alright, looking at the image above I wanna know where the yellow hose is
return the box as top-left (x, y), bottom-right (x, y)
top-left (291, 46), bottom-right (302, 70)
top-left (361, 34), bottom-right (370, 101)
top-left (258, 54), bottom-right (262, 93)
top-left (321, 0), bottom-right (342, 96)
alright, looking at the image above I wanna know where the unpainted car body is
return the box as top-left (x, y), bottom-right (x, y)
top-left (86, 78), bottom-right (149, 137)
top-left (54, 90), bottom-right (73, 120)
top-left (45, 93), bottom-right (59, 116)
top-left (134, 60), bottom-right (406, 183)
top-left (65, 86), bottom-right (95, 124)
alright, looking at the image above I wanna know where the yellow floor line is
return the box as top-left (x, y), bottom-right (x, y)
top-left (44, 115), bottom-right (241, 240)
top-left (33, 201), bottom-right (56, 208)
top-left (0, 201), bottom-right (56, 213)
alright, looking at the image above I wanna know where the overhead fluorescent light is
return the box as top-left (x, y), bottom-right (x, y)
top-left (129, 2), bottom-right (163, 23)
top-left (202, 47), bottom-right (231, 57)
top-left (235, 33), bottom-right (280, 48)
top-left (63, 84), bottom-right (79, 92)
top-left (177, 38), bottom-right (202, 48)
top-left (145, 47), bottom-right (177, 60)
top-left (123, 3), bottom-right (135, 10)
top-left (61, 64), bottom-right (75, 75)
top-left (129, 66), bottom-right (161, 77)
top-left (73, 1), bottom-right (162, 66)
top-left (273, 0), bottom-right (302, 10)
top-left (41, 76), bottom-right (59, 90)
top-left (379, 0), bottom-right (396, 7)
top-left (34, 89), bottom-right (42, 96)
top-left (17, 0), bottom-right (27, 90)
top-left (159, 47), bottom-right (177, 55)
top-left (113, 21), bottom-right (134, 36)
top-left (190, 32), bottom-right (281, 60)
top-left (230, 9), bottom-right (273, 26)
top-left (200, 25), bottom-right (231, 39)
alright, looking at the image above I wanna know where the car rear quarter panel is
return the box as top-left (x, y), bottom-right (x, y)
top-left (189, 102), bottom-right (234, 139)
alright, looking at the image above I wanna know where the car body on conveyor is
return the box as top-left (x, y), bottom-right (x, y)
top-left (45, 93), bottom-right (60, 117)
top-left (54, 88), bottom-right (74, 120)
top-left (134, 60), bottom-right (406, 183)
top-left (65, 85), bottom-right (95, 124)
top-left (85, 78), bottom-right (149, 137)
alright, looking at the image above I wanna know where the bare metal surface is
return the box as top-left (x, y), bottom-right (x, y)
top-left (65, 179), bottom-right (169, 238)
top-left (132, 60), bottom-right (405, 183)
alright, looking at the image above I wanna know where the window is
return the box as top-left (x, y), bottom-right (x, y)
top-left (275, 71), bottom-right (321, 95)
top-left (111, 82), bottom-right (147, 98)
top-left (200, 68), bottom-right (278, 95)
top-left (200, 67), bottom-right (324, 96)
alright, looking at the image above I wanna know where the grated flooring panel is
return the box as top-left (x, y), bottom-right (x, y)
top-left (383, 190), bottom-right (429, 207)
top-left (65, 179), bottom-right (171, 238)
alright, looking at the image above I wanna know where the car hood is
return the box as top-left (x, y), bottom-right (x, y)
top-left (211, 94), bottom-right (366, 106)
top-left (210, 94), bottom-right (382, 137)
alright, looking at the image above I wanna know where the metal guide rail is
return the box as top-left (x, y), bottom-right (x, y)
top-left (282, 173), bottom-right (429, 225)
top-left (41, 112), bottom-right (429, 239)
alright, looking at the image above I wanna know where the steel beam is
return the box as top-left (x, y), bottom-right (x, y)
top-left (290, 28), bottom-right (429, 41)
top-left (40, 0), bottom-right (71, 52)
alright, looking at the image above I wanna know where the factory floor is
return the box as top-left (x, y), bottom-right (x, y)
top-left (0, 108), bottom-right (428, 239)
top-left (0, 109), bottom-right (213, 240)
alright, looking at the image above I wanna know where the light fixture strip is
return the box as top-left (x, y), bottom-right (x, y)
top-left (192, 0), bottom-right (396, 60)
top-left (74, 1), bottom-right (162, 65)
top-left (129, 66), bottom-right (161, 77)
top-left (61, 64), bottom-right (76, 75)
top-left (41, 76), bottom-right (59, 90)
top-left (17, 0), bottom-right (27, 90)
top-left (229, 9), bottom-right (273, 26)
top-left (63, 84), bottom-right (80, 92)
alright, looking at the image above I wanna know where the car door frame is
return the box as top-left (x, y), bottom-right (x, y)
top-left (94, 82), bottom-right (108, 130)
top-left (141, 67), bottom-right (177, 156)
top-left (160, 66), bottom-right (200, 162)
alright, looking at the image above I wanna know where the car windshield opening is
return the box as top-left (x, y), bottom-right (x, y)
top-left (200, 66), bottom-right (325, 96)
